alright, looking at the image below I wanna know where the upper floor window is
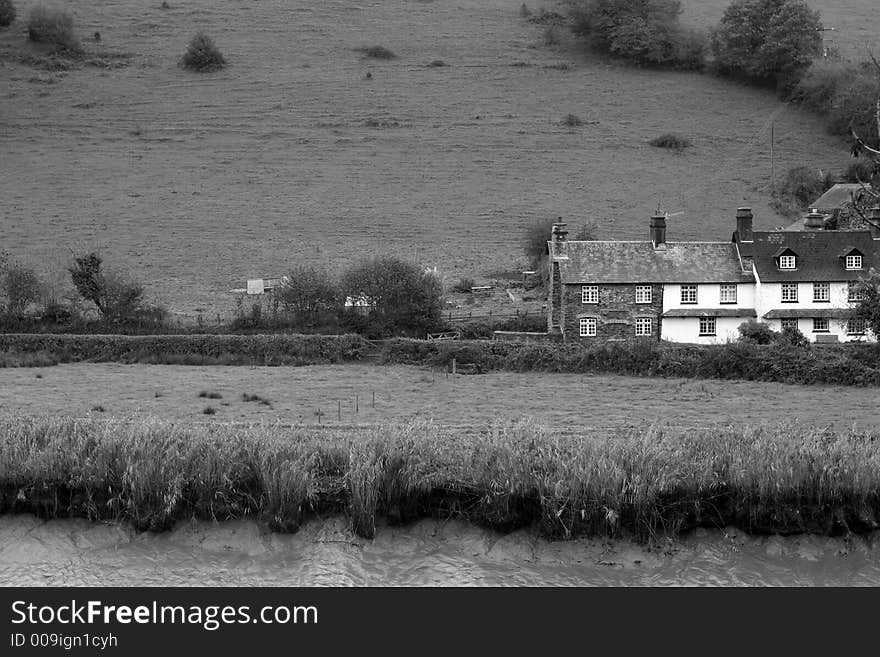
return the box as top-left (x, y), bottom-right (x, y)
top-left (813, 282), bottom-right (830, 302)
top-left (579, 317), bottom-right (597, 337)
top-left (779, 255), bottom-right (796, 270)
top-left (719, 284), bottom-right (737, 304)
top-left (680, 284), bottom-right (697, 304)
top-left (845, 255), bottom-right (863, 270)
top-left (635, 317), bottom-right (653, 336)
top-left (581, 285), bottom-right (598, 304)
top-left (699, 316), bottom-right (716, 336)
top-left (781, 283), bottom-right (798, 303)
top-left (635, 285), bottom-right (652, 304)
top-left (813, 317), bottom-right (830, 333)
top-left (849, 281), bottom-right (867, 302)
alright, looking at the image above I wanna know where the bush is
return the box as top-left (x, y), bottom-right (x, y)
top-left (710, 0), bottom-right (822, 86)
top-left (68, 252), bottom-right (162, 327)
top-left (451, 277), bottom-right (475, 294)
top-left (523, 217), bottom-right (557, 269)
top-left (180, 32), bottom-right (226, 72)
top-left (842, 158), bottom-right (878, 184)
top-left (355, 45), bottom-right (396, 60)
top-left (562, 113), bottom-right (583, 127)
top-left (340, 257), bottom-right (443, 338)
top-left (648, 132), bottom-right (691, 151)
top-left (737, 320), bottom-right (775, 345)
top-left (1, 262), bottom-right (41, 318)
top-left (277, 266), bottom-right (340, 319)
top-left (27, 5), bottom-right (79, 51)
top-left (0, 0), bottom-right (16, 28)
top-left (773, 165), bottom-right (835, 211)
top-left (569, 0), bottom-right (706, 70)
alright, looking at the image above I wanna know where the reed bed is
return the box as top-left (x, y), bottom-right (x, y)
top-left (1, 417), bottom-right (878, 540)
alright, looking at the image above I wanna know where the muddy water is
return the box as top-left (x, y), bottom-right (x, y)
top-left (2, 515), bottom-right (879, 586)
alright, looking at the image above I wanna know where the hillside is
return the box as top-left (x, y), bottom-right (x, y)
top-left (1, 0), bottom-right (876, 316)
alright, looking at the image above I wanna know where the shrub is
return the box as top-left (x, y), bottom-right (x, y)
top-left (776, 325), bottom-right (809, 347)
top-left (27, 5), bottom-right (79, 51)
top-left (773, 166), bottom-right (835, 211)
top-left (562, 113), bottom-right (583, 127)
top-left (355, 45), bottom-right (396, 60)
top-left (710, 0), bottom-right (822, 86)
top-left (340, 257), bottom-right (443, 338)
top-left (569, 0), bottom-right (706, 70)
top-left (451, 277), bottom-right (475, 294)
top-left (278, 266), bottom-right (340, 318)
top-left (737, 320), bottom-right (776, 345)
top-left (180, 32), bottom-right (226, 72)
top-left (842, 159), bottom-right (878, 184)
top-left (0, 0), bottom-right (16, 28)
top-left (1, 262), bottom-right (41, 318)
top-left (523, 217), bottom-right (557, 269)
top-left (202, 406), bottom-right (216, 415)
top-left (648, 132), bottom-right (691, 151)
top-left (198, 391), bottom-right (222, 399)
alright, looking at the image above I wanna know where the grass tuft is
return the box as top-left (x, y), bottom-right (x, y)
top-left (202, 406), bottom-right (216, 415)
top-left (355, 45), bottom-right (396, 60)
top-left (648, 133), bottom-right (691, 152)
top-left (180, 32), bottom-right (226, 73)
top-left (198, 390), bottom-right (222, 399)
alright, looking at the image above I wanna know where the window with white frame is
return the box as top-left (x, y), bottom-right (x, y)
top-left (719, 284), bottom-right (737, 304)
top-left (635, 317), bottom-right (653, 336)
top-left (635, 285), bottom-right (652, 304)
top-left (579, 317), bottom-right (597, 337)
top-left (781, 283), bottom-right (798, 302)
top-left (698, 316), bottom-right (716, 336)
top-left (781, 318), bottom-right (798, 331)
top-left (813, 282), bottom-right (830, 302)
top-left (812, 317), bottom-right (829, 332)
top-left (680, 284), bottom-right (697, 304)
top-left (845, 255), bottom-right (863, 270)
top-left (848, 318), bottom-right (866, 335)
top-left (581, 285), bottom-right (598, 304)
top-left (849, 281), bottom-right (866, 302)
top-left (779, 255), bottom-right (796, 270)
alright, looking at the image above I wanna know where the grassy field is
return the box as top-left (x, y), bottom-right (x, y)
top-left (1, 0), bottom-right (871, 317)
top-left (1, 362), bottom-right (877, 431)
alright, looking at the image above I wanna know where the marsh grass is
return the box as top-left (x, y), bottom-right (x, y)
top-left (2, 417), bottom-right (879, 539)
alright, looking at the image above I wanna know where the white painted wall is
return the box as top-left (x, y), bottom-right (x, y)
top-left (663, 283), bottom-right (755, 311)
top-left (662, 317), bottom-right (744, 344)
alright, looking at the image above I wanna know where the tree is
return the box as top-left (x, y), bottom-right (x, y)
top-left (569, 0), bottom-right (705, 70)
top-left (851, 271), bottom-right (880, 340)
top-left (278, 266), bottom-right (340, 318)
top-left (1, 261), bottom-right (41, 318)
top-left (68, 252), bottom-right (150, 324)
top-left (340, 257), bottom-right (443, 338)
top-left (710, 0), bottom-right (822, 85)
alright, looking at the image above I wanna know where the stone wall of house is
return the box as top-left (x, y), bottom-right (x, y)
top-left (562, 283), bottom-right (664, 341)
top-left (548, 261), bottom-right (563, 333)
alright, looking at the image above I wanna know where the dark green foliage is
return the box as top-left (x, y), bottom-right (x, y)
top-left (340, 257), bottom-right (443, 338)
top-left (198, 390), bottom-right (222, 399)
top-left (523, 216), bottom-right (557, 268)
top-left (710, 0), bottom-right (822, 85)
top-left (277, 266), bottom-right (340, 318)
top-left (68, 252), bottom-right (161, 326)
top-left (355, 45), bottom-right (396, 60)
top-left (0, 0), bottom-right (16, 28)
top-left (27, 5), bottom-right (79, 51)
top-left (0, 333), bottom-right (370, 366)
top-left (851, 273), bottom-right (880, 340)
top-left (843, 158), bottom-right (878, 184)
top-left (1, 262), bottom-right (41, 318)
top-left (773, 165), bottom-right (835, 212)
top-left (569, 0), bottom-right (706, 70)
top-left (738, 320), bottom-right (776, 344)
top-left (180, 32), bottom-right (226, 72)
top-left (202, 406), bottom-right (216, 415)
top-left (648, 132), bottom-right (691, 151)
top-left (562, 113), bottom-right (583, 126)
top-left (451, 277), bottom-right (475, 293)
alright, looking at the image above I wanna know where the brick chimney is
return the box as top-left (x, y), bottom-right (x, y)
top-left (551, 220), bottom-right (568, 243)
top-left (650, 214), bottom-right (666, 249)
top-left (870, 207), bottom-right (880, 240)
top-left (735, 207), bottom-right (753, 242)
top-left (803, 209), bottom-right (826, 231)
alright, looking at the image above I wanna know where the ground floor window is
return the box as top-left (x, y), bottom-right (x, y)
top-left (812, 317), bottom-right (829, 332)
top-left (698, 316), bottom-right (716, 336)
top-left (780, 318), bottom-right (798, 331)
top-left (848, 318), bottom-right (866, 335)
top-left (579, 317), bottom-right (597, 337)
top-left (635, 317), bottom-right (653, 336)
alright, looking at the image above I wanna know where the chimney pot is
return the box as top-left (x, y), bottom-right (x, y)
top-left (735, 207), bottom-right (753, 242)
top-left (650, 214), bottom-right (666, 248)
top-left (804, 209), bottom-right (826, 230)
top-left (551, 222), bottom-right (568, 243)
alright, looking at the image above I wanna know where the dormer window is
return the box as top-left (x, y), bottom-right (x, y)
top-left (846, 254), bottom-right (863, 270)
top-left (779, 255), bottom-right (796, 270)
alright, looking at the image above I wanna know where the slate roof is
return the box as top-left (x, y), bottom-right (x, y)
top-left (663, 308), bottom-right (756, 318)
top-left (763, 308), bottom-right (854, 319)
top-left (548, 241), bottom-right (751, 284)
top-left (737, 231), bottom-right (880, 282)
top-left (809, 184), bottom-right (872, 211)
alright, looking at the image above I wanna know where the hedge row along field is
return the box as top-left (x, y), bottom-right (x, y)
top-left (0, 333), bottom-right (371, 366)
top-left (3, 334), bottom-right (880, 386)
top-left (2, 417), bottom-right (879, 540)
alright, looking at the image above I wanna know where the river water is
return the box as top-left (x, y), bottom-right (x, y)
top-left (2, 515), bottom-right (879, 586)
